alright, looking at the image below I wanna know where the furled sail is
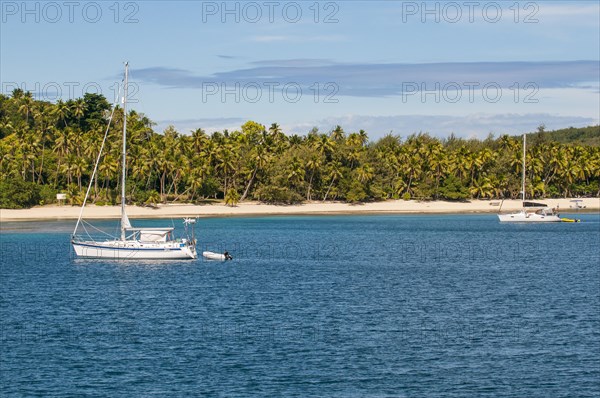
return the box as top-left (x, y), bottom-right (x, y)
top-left (121, 210), bottom-right (132, 230)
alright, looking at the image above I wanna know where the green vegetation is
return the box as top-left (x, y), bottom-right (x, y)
top-left (1, 90), bottom-right (599, 208)
top-left (0, 178), bottom-right (41, 208)
top-left (528, 124), bottom-right (600, 147)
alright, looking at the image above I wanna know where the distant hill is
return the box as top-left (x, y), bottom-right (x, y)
top-left (526, 125), bottom-right (600, 147)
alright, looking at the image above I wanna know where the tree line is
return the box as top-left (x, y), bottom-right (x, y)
top-left (0, 89), bottom-right (598, 209)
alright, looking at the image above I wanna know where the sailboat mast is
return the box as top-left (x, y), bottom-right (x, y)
top-left (522, 133), bottom-right (526, 202)
top-left (120, 62), bottom-right (128, 241)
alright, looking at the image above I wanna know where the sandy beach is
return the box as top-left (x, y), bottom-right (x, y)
top-left (1, 198), bottom-right (598, 222)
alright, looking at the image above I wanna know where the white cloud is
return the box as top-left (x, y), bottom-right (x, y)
top-left (154, 117), bottom-right (246, 135)
top-left (281, 113), bottom-right (598, 140)
top-left (539, 3), bottom-right (600, 17)
top-left (249, 35), bottom-right (346, 43)
top-left (156, 113), bottom-right (598, 141)
top-left (134, 60), bottom-right (600, 97)
top-left (250, 35), bottom-right (290, 42)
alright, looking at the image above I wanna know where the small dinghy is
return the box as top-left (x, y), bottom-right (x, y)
top-left (560, 217), bottom-right (581, 223)
top-left (202, 251), bottom-right (233, 261)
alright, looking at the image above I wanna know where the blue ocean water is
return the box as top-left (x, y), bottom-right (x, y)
top-left (1, 214), bottom-right (599, 397)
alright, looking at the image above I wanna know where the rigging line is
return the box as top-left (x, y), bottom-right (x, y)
top-left (80, 221), bottom-right (91, 240)
top-left (72, 79), bottom-right (124, 237)
top-left (79, 220), bottom-right (92, 240)
top-left (83, 220), bottom-right (113, 238)
top-left (81, 222), bottom-right (106, 242)
top-left (78, 221), bottom-right (101, 242)
top-left (81, 219), bottom-right (118, 239)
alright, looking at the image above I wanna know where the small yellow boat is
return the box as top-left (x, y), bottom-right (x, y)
top-left (560, 217), bottom-right (580, 223)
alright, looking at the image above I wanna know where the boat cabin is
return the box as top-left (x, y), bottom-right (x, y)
top-left (570, 200), bottom-right (585, 209)
top-left (127, 227), bottom-right (175, 242)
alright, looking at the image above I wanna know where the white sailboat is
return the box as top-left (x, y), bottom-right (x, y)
top-left (71, 63), bottom-right (198, 259)
top-left (497, 134), bottom-right (561, 223)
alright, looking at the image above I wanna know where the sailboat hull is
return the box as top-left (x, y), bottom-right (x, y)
top-left (72, 240), bottom-right (197, 260)
top-left (497, 211), bottom-right (561, 223)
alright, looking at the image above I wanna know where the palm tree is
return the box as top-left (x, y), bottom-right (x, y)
top-left (305, 155), bottom-right (321, 200)
top-left (265, 123), bottom-right (289, 154)
top-left (402, 149), bottom-right (422, 195)
top-left (393, 177), bottom-right (408, 198)
top-left (424, 141), bottom-right (446, 198)
top-left (145, 190), bottom-right (161, 205)
top-left (330, 125), bottom-right (345, 142)
top-left (131, 146), bottom-right (154, 191)
top-left (225, 189), bottom-right (240, 207)
top-left (356, 164), bottom-right (374, 183)
top-left (73, 156), bottom-right (87, 191)
top-left (191, 128), bottom-right (207, 153)
top-left (186, 166), bottom-right (208, 202)
top-left (268, 123), bottom-right (282, 138)
top-left (72, 99), bottom-right (86, 127)
top-left (358, 129), bottom-right (369, 147)
top-left (452, 146), bottom-right (471, 183)
top-left (469, 177), bottom-right (494, 199)
top-left (53, 100), bottom-right (70, 128)
top-left (316, 134), bottom-right (334, 157)
top-left (19, 131), bottom-right (40, 181)
top-left (347, 132), bottom-right (367, 169)
top-left (0, 117), bottom-right (15, 138)
top-left (99, 154), bottom-right (119, 196)
top-left (287, 156), bottom-right (304, 189)
top-left (241, 146), bottom-right (269, 201)
top-left (289, 134), bottom-right (303, 147)
top-left (60, 154), bottom-right (77, 186)
top-left (323, 161), bottom-right (343, 201)
top-left (18, 92), bottom-right (34, 124)
top-left (215, 143), bottom-right (236, 198)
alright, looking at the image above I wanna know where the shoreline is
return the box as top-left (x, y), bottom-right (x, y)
top-left (1, 198), bottom-right (598, 222)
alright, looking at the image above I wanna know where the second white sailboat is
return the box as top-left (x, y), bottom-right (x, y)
top-left (498, 133), bottom-right (561, 223)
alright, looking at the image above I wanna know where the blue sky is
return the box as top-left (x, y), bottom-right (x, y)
top-left (1, 0), bottom-right (599, 139)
